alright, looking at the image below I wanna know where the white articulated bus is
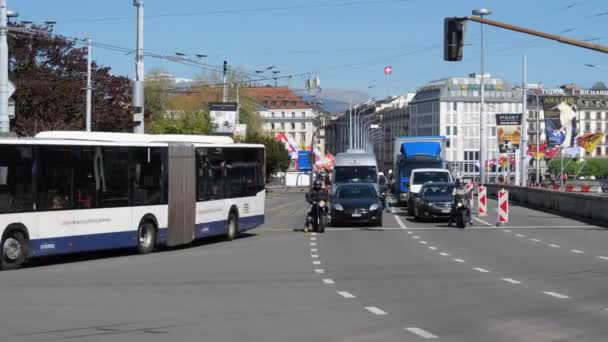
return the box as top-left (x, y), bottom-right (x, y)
top-left (0, 131), bottom-right (265, 269)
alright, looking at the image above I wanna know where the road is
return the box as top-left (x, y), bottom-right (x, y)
top-left (1, 192), bottom-right (608, 341)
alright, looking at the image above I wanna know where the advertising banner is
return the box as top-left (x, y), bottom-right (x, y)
top-left (541, 96), bottom-right (578, 147)
top-left (209, 102), bottom-right (238, 134)
top-left (495, 113), bottom-right (522, 153)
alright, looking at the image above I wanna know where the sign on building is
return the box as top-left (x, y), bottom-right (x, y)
top-left (209, 102), bottom-right (238, 134)
top-left (541, 96), bottom-right (578, 147)
top-left (496, 113), bottom-right (522, 153)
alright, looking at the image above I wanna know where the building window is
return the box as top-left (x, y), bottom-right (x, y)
top-left (292, 101), bottom-right (297, 106)
top-left (262, 100), bottom-right (268, 106)
top-left (491, 126), bottom-right (496, 136)
top-left (271, 123), bottom-right (275, 130)
top-left (301, 122), bottom-right (306, 129)
top-left (300, 132), bottom-right (306, 143)
top-left (291, 112), bottom-right (295, 118)
top-left (271, 112), bottom-right (275, 118)
top-left (291, 123), bottom-right (296, 130)
top-left (281, 112), bottom-right (285, 118)
top-left (271, 101), bottom-right (277, 106)
top-left (586, 112), bottom-right (590, 120)
top-left (446, 126), bottom-right (451, 135)
top-left (453, 102), bottom-right (457, 111)
top-left (453, 126), bottom-right (458, 135)
top-left (280, 123), bottom-right (285, 129)
top-left (282, 100), bottom-right (288, 106)
top-left (302, 112), bottom-right (306, 117)
top-left (597, 147), bottom-right (602, 156)
top-left (289, 132), bottom-right (296, 140)
top-left (585, 122), bottom-right (591, 132)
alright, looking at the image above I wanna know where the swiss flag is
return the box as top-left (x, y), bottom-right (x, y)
top-left (384, 65), bottom-right (392, 75)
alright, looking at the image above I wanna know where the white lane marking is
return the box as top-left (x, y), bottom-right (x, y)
top-left (314, 269), bottom-right (324, 274)
top-left (322, 278), bottom-right (335, 284)
top-left (310, 242), bottom-right (317, 246)
top-left (543, 291), bottom-right (569, 299)
top-left (474, 267), bottom-right (490, 273)
top-left (311, 232), bottom-right (317, 236)
top-left (516, 234), bottom-right (525, 237)
top-left (310, 237), bottom-right (317, 241)
top-left (313, 260), bottom-right (321, 265)
top-left (549, 244), bottom-right (560, 248)
top-left (395, 213), bottom-right (408, 229)
top-left (454, 258), bottom-right (466, 263)
top-left (474, 216), bottom-right (494, 227)
top-left (502, 229), bottom-right (511, 232)
top-left (337, 291), bottom-right (356, 299)
top-left (311, 254), bottom-right (319, 258)
top-left (502, 278), bottom-right (522, 284)
top-left (365, 306), bottom-right (388, 315)
top-left (316, 225), bottom-right (596, 231)
top-left (530, 238), bottom-right (541, 242)
top-left (420, 241), bottom-right (428, 245)
top-left (439, 252), bottom-right (450, 256)
top-left (413, 236), bottom-right (420, 239)
top-left (429, 246), bottom-right (437, 250)
top-left (310, 248), bottom-right (318, 252)
top-left (597, 256), bottom-right (608, 260)
top-left (407, 231), bottom-right (413, 235)
top-left (570, 249), bottom-right (584, 254)
top-left (405, 327), bottom-right (438, 339)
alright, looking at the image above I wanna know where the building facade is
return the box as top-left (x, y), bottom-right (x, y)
top-left (408, 73), bottom-right (523, 169)
top-left (243, 86), bottom-right (324, 154)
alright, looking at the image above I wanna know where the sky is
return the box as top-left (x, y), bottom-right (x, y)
top-left (16, 0), bottom-right (608, 98)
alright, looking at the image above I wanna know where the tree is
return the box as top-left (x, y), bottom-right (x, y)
top-left (146, 110), bottom-right (212, 134)
top-left (9, 25), bottom-right (133, 136)
top-left (245, 133), bottom-right (290, 178)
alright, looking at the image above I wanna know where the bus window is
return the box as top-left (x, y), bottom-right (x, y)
top-left (0, 145), bottom-right (34, 213)
top-left (36, 146), bottom-right (72, 210)
top-left (73, 147), bottom-right (97, 208)
top-left (98, 147), bottom-right (130, 208)
top-left (131, 147), bottom-right (164, 206)
top-left (196, 147), bottom-right (224, 201)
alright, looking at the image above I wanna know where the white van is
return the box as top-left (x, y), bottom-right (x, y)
top-left (407, 168), bottom-right (453, 215)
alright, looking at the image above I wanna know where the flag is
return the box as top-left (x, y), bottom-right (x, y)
top-left (527, 144), bottom-right (547, 160)
top-left (576, 131), bottom-right (605, 153)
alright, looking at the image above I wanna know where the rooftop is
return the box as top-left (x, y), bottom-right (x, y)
top-left (242, 86), bottom-right (311, 109)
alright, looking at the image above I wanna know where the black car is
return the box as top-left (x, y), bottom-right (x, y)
top-left (330, 184), bottom-right (383, 226)
top-left (413, 182), bottom-right (454, 221)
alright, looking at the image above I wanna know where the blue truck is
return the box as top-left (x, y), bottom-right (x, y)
top-left (392, 136), bottom-right (447, 206)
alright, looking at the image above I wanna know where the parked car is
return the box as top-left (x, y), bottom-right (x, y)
top-left (330, 184), bottom-right (383, 226)
top-left (413, 182), bottom-right (455, 221)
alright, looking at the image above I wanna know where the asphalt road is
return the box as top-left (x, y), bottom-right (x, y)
top-left (1, 192), bottom-right (608, 341)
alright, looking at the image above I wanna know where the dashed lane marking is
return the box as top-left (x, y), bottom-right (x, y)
top-left (570, 249), bottom-right (584, 254)
top-left (310, 243), bottom-right (317, 246)
top-left (313, 260), bottom-right (321, 265)
top-left (310, 237), bottom-right (317, 241)
top-left (502, 229), bottom-right (511, 232)
top-left (439, 252), bottom-right (450, 256)
top-left (530, 238), bottom-right (541, 242)
top-left (311, 232), bottom-right (317, 236)
top-left (337, 291), bottom-right (356, 299)
top-left (365, 307), bottom-right (388, 315)
top-left (543, 291), bottom-right (570, 299)
top-left (311, 254), bottom-right (319, 258)
top-left (322, 278), bottom-right (335, 285)
top-left (429, 246), bottom-right (437, 250)
top-left (314, 269), bottom-right (324, 274)
top-left (420, 241), bottom-right (428, 245)
top-left (516, 234), bottom-right (525, 237)
top-left (310, 248), bottom-right (318, 252)
top-left (502, 278), bottom-right (522, 284)
top-left (474, 267), bottom-right (490, 273)
top-left (413, 236), bottom-right (420, 239)
top-left (405, 327), bottom-right (438, 339)
top-left (597, 256), bottom-right (608, 260)
top-left (549, 244), bottom-right (560, 248)
top-left (407, 231), bottom-right (413, 234)
top-left (454, 258), bottom-right (466, 263)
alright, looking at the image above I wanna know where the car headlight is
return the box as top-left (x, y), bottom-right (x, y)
top-left (370, 203), bottom-right (380, 211)
top-left (333, 203), bottom-right (344, 211)
top-left (457, 202), bottom-right (463, 208)
top-left (319, 200), bottom-right (326, 208)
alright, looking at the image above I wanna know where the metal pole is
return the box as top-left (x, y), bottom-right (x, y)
top-left (235, 83), bottom-right (239, 125)
top-left (0, 0), bottom-right (9, 133)
top-left (222, 60), bottom-right (228, 102)
top-left (349, 97), bottom-right (352, 149)
top-left (85, 37), bottom-right (92, 132)
top-left (133, 0), bottom-right (145, 134)
top-left (520, 54), bottom-right (528, 187)
top-left (535, 93), bottom-right (540, 184)
top-left (354, 105), bottom-right (358, 149)
top-left (479, 16), bottom-right (486, 184)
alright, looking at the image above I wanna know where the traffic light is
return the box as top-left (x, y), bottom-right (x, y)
top-left (223, 60), bottom-right (228, 73)
top-left (444, 17), bottom-right (467, 61)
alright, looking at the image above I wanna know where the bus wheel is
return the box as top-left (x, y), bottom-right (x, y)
top-left (137, 222), bottom-right (156, 254)
top-left (226, 211), bottom-right (238, 241)
top-left (1, 231), bottom-right (27, 270)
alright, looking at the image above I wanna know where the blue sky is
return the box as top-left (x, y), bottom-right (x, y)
top-left (17, 0), bottom-right (608, 97)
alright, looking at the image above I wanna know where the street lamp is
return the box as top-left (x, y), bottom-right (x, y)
top-left (472, 8), bottom-right (492, 184)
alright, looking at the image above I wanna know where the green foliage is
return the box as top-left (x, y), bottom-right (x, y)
top-left (547, 158), bottom-right (608, 178)
top-left (245, 133), bottom-right (291, 178)
top-left (146, 110), bottom-right (212, 135)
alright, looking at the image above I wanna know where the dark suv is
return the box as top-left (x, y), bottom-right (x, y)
top-left (413, 182), bottom-right (454, 221)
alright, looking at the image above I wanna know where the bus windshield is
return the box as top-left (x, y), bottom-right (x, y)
top-left (334, 166), bottom-right (377, 183)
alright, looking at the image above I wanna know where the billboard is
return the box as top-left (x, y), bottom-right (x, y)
top-left (209, 102), bottom-right (238, 134)
top-left (541, 96), bottom-right (578, 147)
top-left (495, 113), bottom-right (522, 153)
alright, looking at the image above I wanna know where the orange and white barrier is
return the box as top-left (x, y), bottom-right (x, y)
top-left (478, 185), bottom-right (487, 217)
top-left (497, 188), bottom-right (509, 226)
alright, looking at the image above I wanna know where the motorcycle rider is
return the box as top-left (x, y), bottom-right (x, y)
top-left (448, 178), bottom-right (474, 227)
top-left (304, 179), bottom-right (330, 229)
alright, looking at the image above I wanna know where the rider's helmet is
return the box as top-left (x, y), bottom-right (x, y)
top-left (313, 179), bottom-right (323, 191)
top-left (455, 178), bottom-right (463, 189)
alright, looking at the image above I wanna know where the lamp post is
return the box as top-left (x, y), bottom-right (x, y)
top-left (472, 8), bottom-right (492, 184)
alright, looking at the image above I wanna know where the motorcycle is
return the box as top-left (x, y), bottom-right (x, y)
top-left (450, 194), bottom-right (471, 229)
top-left (306, 193), bottom-right (327, 233)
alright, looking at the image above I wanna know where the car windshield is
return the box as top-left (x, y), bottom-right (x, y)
top-left (412, 172), bottom-right (450, 185)
top-left (336, 186), bottom-right (377, 199)
top-left (422, 186), bottom-right (454, 200)
top-left (334, 166), bottom-right (377, 183)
